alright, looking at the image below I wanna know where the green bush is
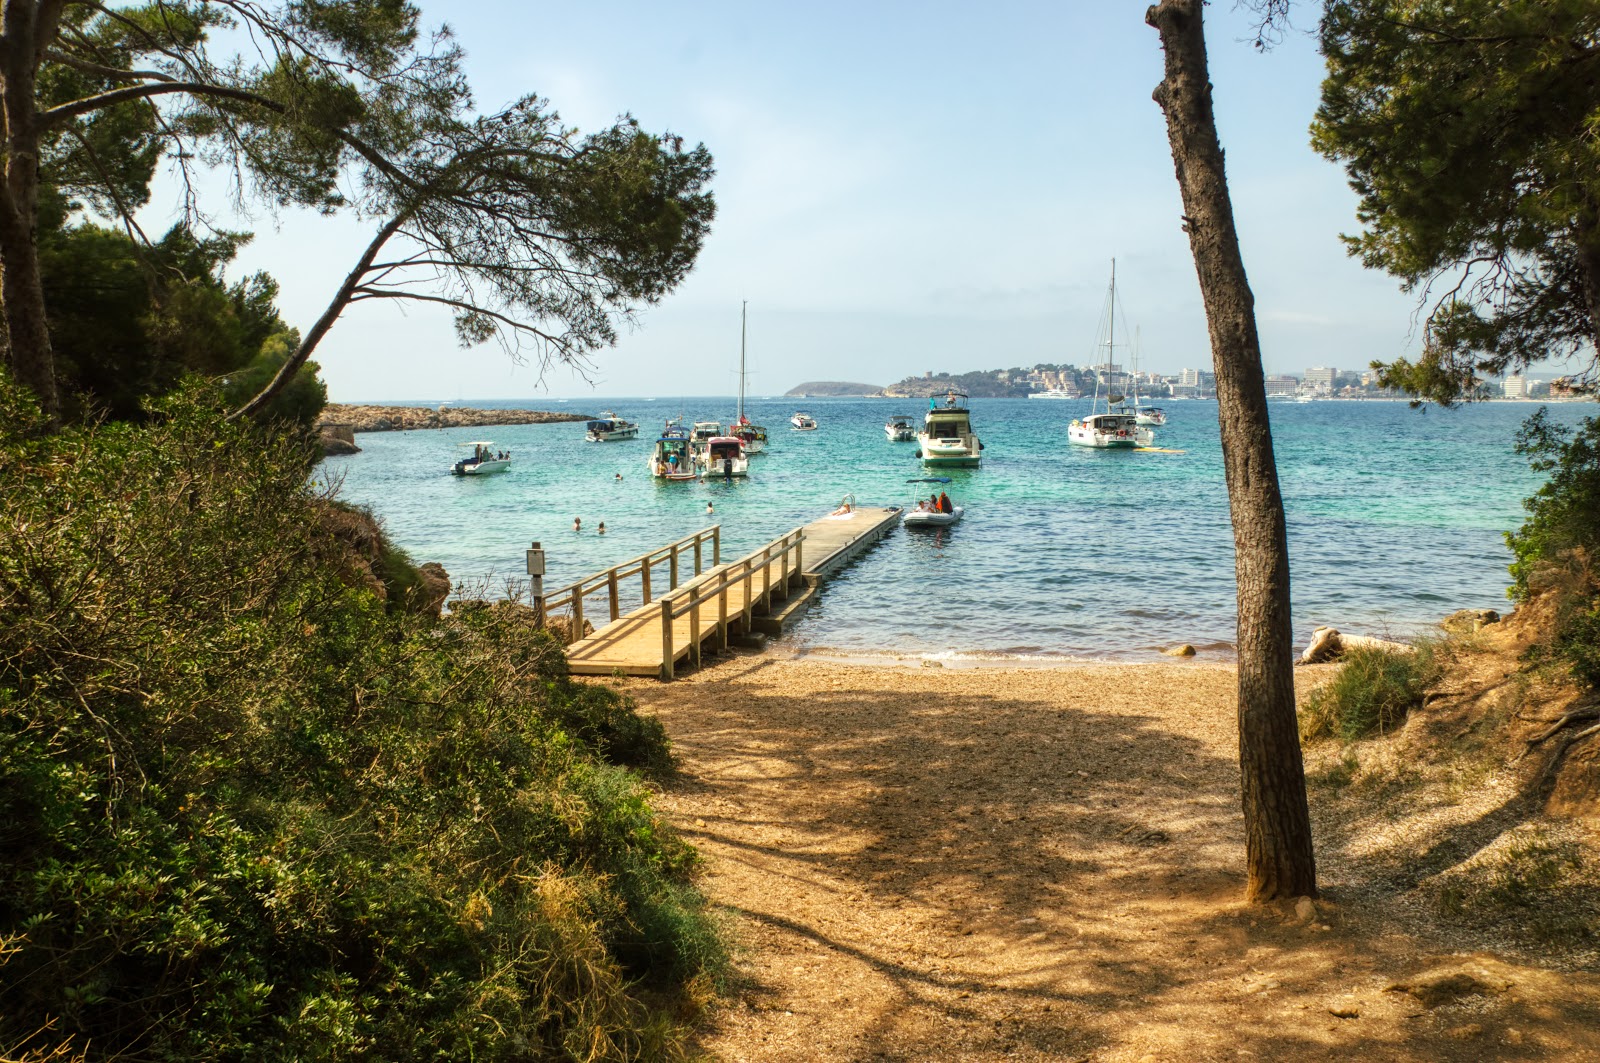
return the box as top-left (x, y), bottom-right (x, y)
top-left (0, 379), bottom-right (719, 1061)
top-left (1506, 409), bottom-right (1600, 688)
top-left (1299, 643), bottom-right (1438, 743)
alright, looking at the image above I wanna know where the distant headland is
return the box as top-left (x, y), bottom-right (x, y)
top-left (784, 381), bottom-right (882, 397)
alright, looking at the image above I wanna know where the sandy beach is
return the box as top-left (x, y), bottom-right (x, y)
top-left (624, 656), bottom-right (1600, 1063)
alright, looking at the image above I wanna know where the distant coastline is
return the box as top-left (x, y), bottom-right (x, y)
top-left (319, 403), bottom-right (593, 433)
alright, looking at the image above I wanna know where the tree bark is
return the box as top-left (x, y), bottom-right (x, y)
top-left (1147, 0), bottom-right (1315, 903)
top-left (0, 0), bottom-right (59, 424)
top-left (1572, 216), bottom-right (1600, 362)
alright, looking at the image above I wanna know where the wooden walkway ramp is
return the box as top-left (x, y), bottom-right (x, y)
top-left (558, 505), bottom-right (901, 680)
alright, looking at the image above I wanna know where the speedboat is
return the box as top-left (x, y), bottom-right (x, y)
top-left (697, 436), bottom-right (749, 478)
top-left (648, 432), bottom-right (695, 480)
top-left (450, 441), bottom-right (511, 476)
top-left (791, 411), bottom-right (817, 431)
top-left (917, 390), bottom-right (981, 466)
top-left (585, 412), bottom-right (639, 441)
top-left (903, 477), bottom-right (963, 527)
top-left (885, 414), bottom-right (916, 441)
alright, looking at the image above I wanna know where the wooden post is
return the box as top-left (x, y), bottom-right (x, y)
top-left (742, 557), bottom-right (754, 630)
top-left (713, 525), bottom-right (722, 566)
top-left (689, 589), bottom-right (702, 669)
top-left (607, 569), bottom-right (620, 621)
top-left (795, 533), bottom-right (804, 583)
top-left (761, 542), bottom-right (772, 609)
top-left (717, 569), bottom-right (729, 649)
top-left (660, 597), bottom-right (674, 681)
top-left (573, 591), bottom-right (585, 642)
top-left (642, 556), bottom-right (653, 604)
top-left (671, 543), bottom-right (680, 588)
top-left (693, 536), bottom-right (702, 576)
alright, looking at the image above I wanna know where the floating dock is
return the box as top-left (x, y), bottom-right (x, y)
top-left (561, 506), bottom-right (901, 679)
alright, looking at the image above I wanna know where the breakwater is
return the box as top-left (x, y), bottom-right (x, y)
top-left (320, 403), bottom-right (593, 433)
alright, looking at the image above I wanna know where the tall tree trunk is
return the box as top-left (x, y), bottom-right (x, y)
top-left (1147, 0), bottom-right (1315, 903)
top-left (1573, 217), bottom-right (1600, 362)
top-left (0, 0), bottom-right (58, 424)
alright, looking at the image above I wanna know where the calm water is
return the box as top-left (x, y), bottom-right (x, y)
top-left (320, 397), bottom-right (1589, 661)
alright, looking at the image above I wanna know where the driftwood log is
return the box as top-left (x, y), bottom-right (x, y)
top-left (1295, 626), bottom-right (1415, 665)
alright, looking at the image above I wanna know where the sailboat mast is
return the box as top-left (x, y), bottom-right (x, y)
top-left (738, 300), bottom-right (747, 423)
top-left (1108, 258), bottom-right (1116, 374)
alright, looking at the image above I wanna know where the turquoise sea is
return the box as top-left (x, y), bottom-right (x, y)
top-left (319, 397), bottom-right (1590, 662)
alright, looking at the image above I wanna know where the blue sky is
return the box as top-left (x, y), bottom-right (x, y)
top-left (176, 2), bottom-right (1435, 401)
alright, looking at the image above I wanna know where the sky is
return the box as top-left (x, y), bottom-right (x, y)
top-left (155, 2), bottom-right (1450, 401)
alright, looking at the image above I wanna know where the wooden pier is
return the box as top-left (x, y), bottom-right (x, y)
top-left (556, 505), bottom-right (902, 679)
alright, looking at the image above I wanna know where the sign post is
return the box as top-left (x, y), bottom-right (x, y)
top-left (525, 541), bottom-right (546, 623)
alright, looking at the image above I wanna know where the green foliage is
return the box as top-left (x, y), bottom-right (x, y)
top-left (37, 201), bottom-right (324, 427)
top-left (1313, 0), bottom-right (1600, 403)
top-left (0, 379), bottom-right (719, 1061)
top-left (1299, 644), bottom-right (1439, 743)
top-left (1507, 409), bottom-right (1600, 687)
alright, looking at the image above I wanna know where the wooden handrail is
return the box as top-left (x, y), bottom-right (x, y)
top-left (659, 528), bottom-right (805, 679)
top-left (541, 526), bottom-right (720, 636)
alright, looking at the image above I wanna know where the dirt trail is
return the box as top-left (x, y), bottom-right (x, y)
top-left (625, 657), bottom-right (1600, 1062)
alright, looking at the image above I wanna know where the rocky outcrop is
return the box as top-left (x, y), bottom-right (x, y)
top-left (319, 404), bottom-right (592, 433)
top-left (1441, 608), bottom-right (1501, 635)
top-left (319, 423), bottom-right (360, 455)
top-left (1296, 626), bottom-right (1415, 665)
top-left (414, 562), bottom-right (451, 619)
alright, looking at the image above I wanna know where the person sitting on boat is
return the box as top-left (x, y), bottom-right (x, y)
top-left (938, 491), bottom-right (952, 514)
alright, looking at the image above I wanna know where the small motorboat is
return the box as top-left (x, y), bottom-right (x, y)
top-left (451, 441), bottom-right (511, 476)
top-left (885, 414), bottom-right (916, 441)
top-left (648, 432), bottom-right (695, 480)
top-left (586, 412), bottom-right (639, 441)
top-left (791, 411), bottom-right (817, 431)
top-left (903, 476), bottom-right (963, 527)
top-left (696, 436), bottom-right (749, 478)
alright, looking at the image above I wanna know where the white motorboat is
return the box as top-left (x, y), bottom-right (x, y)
top-left (1070, 261), bottom-right (1155, 450)
top-left (648, 428), bottom-right (695, 480)
top-left (791, 411), bottom-right (817, 431)
top-left (697, 436), bottom-right (749, 478)
top-left (585, 412), bottom-right (639, 441)
top-left (450, 441), bottom-right (511, 476)
top-left (1136, 407), bottom-right (1167, 426)
top-left (903, 477), bottom-right (963, 527)
top-left (917, 390), bottom-right (982, 466)
top-left (885, 414), bottom-right (916, 441)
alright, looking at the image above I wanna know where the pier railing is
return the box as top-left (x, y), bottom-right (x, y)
top-left (542, 526), bottom-right (721, 643)
top-left (657, 527), bottom-right (805, 680)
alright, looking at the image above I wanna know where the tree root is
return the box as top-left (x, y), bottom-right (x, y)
top-left (1516, 704), bottom-right (1600, 764)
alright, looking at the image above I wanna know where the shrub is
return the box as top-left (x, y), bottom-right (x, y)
top-left (1507, 409), bottom-right (1600, 689)
top-left (0, 379), bottom-right (719, 1061)
top-left (1299, 643), bottom-right (1438, 742)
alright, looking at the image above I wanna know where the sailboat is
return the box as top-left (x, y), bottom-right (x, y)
top-left (730, 301), bottom-right (767, 455)
top-left (1069, 261), bottom-right (1155, 449)
top-left (1126, 328), bottom-right (1168, 427)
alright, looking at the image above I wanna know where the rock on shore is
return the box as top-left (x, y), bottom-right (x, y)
top-left (318, 403), bottom-right (592, 433)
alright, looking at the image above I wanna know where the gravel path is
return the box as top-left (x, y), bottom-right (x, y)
top-left (625, 657), bottom-right (1600, 1062)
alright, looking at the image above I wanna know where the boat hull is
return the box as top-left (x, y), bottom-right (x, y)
top-left (453, 459), bottom-right (511, 475)
top-left (918, 435), bottom-right (980, 465)
top-left (904, 505), bottom-right (964, 527)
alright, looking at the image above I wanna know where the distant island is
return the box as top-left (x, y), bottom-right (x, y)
top-left (784, 381), bottom-right (882, 397)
